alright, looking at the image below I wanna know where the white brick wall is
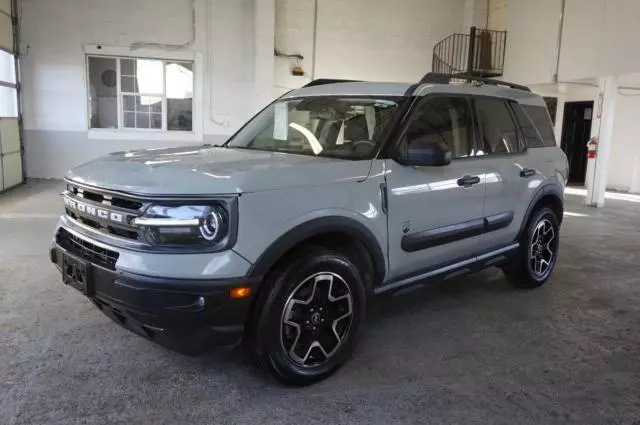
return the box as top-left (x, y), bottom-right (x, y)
top-left (488, 0), bottom-right (508, 30)
top-left (274, 0), bottom-right (468, 90)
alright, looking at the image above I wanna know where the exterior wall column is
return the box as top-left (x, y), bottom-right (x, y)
top-left (586, 76), bottom-right (618, 207)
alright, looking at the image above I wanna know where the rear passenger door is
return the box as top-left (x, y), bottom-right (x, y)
top-left (473, 97), bottom-right (537, 250)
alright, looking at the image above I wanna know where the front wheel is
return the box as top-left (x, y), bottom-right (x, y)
top-left (504, 207), bottom-right (560, 289)
top-left (247, 247), bottom-right (367, 386)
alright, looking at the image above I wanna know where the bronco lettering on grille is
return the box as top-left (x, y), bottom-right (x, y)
top-left (64, 197), bottom-right (124, 224)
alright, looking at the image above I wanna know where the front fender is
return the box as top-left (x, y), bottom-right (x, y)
top-left (247, 214), bottom-right (386, 282)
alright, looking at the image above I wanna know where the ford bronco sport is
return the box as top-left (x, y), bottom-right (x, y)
top-left (51, 73), bottom-right (568, 385)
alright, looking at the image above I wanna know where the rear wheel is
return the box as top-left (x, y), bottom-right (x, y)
top-left (247, 247), bottom-right (367, 386)
top-left (504, 207), bottom-right (560, 288)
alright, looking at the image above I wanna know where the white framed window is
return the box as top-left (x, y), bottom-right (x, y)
top-left (87, 55), bottom-right (194, 133)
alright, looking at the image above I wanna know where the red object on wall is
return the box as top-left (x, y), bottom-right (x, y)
top-left (587, 137), bottom-right (598, 159)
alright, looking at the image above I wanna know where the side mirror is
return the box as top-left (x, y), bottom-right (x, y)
top-left (396, 138), bottom-right (452, 166)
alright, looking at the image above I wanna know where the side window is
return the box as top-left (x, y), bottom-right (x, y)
top-left (517, 104), bottom-right (556, 148)
top-left (403, 97), bottom-right (474, 159)
top-left (475, 98), bottom-right (521, 154)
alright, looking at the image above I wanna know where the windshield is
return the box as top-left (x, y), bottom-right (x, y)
top-left (225, 96), bottom-right (405, 159)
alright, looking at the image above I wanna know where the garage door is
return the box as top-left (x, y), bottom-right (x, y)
top-left (0, 0), bottom-right (23, 192)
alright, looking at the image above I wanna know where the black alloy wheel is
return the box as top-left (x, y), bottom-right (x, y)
top-left (247, 247), bottom-right (367, 386)
top-left (504, 207), bottom-right (560, 288)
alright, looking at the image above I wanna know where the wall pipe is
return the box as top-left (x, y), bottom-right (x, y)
top-left (552, 0), bottom-right (566, 84)
top-left (310, 0), bottom-right (319, 80)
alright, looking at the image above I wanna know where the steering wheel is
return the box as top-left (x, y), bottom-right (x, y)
top-left (351, 140), bottom-right (375, 151)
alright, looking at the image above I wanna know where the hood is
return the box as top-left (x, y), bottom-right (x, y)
top-left (66, 145), bottom-right (372, 195)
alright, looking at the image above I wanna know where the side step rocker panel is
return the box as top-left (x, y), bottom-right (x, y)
top-left (374, 243), bottom-right (520, 295)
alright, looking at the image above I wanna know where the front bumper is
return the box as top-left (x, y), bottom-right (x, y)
top-left (50, 242), bottom-right (261, 355)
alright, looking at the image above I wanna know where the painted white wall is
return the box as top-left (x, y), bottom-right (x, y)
top-left (607, 93), bottom-right (640, 192)
top-left (20, 0), bottom-right (275, 178)
top-left (500, 0), bottom-right (560, 85)
top-left (22, 0), bottom-right (470, 178)
top-left (463, 0), bottom-right (488, 30)
top-left (273, 0), bottom-right (468, 91)
top-left (499, 0), bottom-right (640, 85)
top-left (560, 0), bottom-right (640, 82)
top-left (487, 0), bottom-right (507, 30)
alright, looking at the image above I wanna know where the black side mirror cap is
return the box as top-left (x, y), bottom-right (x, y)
top-left (396, 140), bottom-right (452, 166)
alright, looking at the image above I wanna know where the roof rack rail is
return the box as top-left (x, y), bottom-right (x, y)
top-left (302, 79), bottom-right (361, 88)
top-left (419, 72), bottom-right (531, 92)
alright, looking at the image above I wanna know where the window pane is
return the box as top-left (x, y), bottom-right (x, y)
top-left (0, 50), bottom-right (16, 84)
top-left (167, 99), bottom-right (192, 131)
top-left (141, 96), bottom-right (161, 112)
top-left (136, 113), bottom-right (150, 128)
top-left (521, 105), bottom-right (556, 147)
top-left (150, 100), bottom-right (161, 113)
top-left (166, 61), bottom-right (193, 131)
top-left (123, 95), bottom-right (136, 112)
top-left (124, 112), bottom-right (135, 128)
top-left (122, 95), bottom-right (162, 129)
top-left (120, 59), bottom-right (135, 76)
top-left (150, 113), bottom-right (162, 129)
top-left (475, 99), bottom-right (520, 154)
top-left (0, 86), bottom-right (17, 117)
top-left (404, 97), bottom-right (473, 158)
top-left (514, 105), bottom-right (544, 148)
top-left (121, 76), bottom-right (138, 93)
top-left (87, 56), bottom-right (118, 128)
top-left (136, 59), bottom-right (163, 95)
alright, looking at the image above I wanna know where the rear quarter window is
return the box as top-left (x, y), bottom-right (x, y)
top-left (515, 104), bottom-right (556, 148)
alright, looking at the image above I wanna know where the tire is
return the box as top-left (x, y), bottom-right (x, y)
top-left (504, 207), bottom-right (560, 289)
top-left (246, 247), bottom-right (367, 386)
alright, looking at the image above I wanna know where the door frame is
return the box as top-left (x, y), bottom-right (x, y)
top-left (560, 100), bottom-right (593, 186)
top-left (0, 0), bottom-right (25, 194)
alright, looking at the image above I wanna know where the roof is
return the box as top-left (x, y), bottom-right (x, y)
top-left (282, 82), bottom-right (413, 99)
top-left (282, 80), bottom-right (543, 106)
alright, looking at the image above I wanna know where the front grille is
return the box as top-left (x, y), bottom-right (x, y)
top-left (56, 228), bottom-right (119, 270)
top-left (64, 182), bottom-right (145, 241)
top-left (68, 184), bottom-right (144, 211)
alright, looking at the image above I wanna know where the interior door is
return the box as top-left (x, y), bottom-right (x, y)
top-left (560, 101), bottom-right (593, 185)
top-left (0, 0), bottom-right (23, 192)
top-left (386, 96), bottom-right (485, 280)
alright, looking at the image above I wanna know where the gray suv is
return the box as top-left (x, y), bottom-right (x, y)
top-left (50, 73), bottom-right (568, 385)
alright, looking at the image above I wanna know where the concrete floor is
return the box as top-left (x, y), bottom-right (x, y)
top-left (1, 180), bottom-right (640, 425)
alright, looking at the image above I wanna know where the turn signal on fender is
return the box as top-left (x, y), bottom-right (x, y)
top-left (230, 287), bottom-right (252, 299)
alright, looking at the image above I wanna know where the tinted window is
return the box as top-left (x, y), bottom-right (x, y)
top-left (403, 97), bottom-right (474, 158)
top-left (475, 98), bottom-right (521, 154)
top-left (519, 104), bottom-right (556, 148)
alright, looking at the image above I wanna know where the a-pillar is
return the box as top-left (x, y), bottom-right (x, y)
top-left (585, 76), bottom-right (618, 207)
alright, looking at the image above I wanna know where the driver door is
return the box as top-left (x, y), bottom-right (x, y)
top-left (386, 96), bottom-right (486, 280)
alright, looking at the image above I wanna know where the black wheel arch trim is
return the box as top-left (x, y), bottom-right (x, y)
top-left (247, 216), bottom-right (386, 284)
top-left (517, 183), bottom-right (564, 239)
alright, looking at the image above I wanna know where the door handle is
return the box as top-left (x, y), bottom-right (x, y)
top-left (520, 168), bottom-right (536, 178)
top-left (457, 175), bottom-right (481, 187)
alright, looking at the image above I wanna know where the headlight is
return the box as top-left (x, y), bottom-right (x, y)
top-left (133, 204), bottom-right (229, 247)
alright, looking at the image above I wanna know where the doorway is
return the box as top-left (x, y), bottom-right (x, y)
top-left (560, 101), bottom-right (593, 185)
top-left (0, 0), bottom-right (24, 193)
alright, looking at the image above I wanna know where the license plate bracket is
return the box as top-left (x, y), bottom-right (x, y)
top-left (63, 253), bottom-right (94, 296)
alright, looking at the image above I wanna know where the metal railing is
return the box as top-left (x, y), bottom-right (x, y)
top-left (432, 27), bottom-right (507, 78)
